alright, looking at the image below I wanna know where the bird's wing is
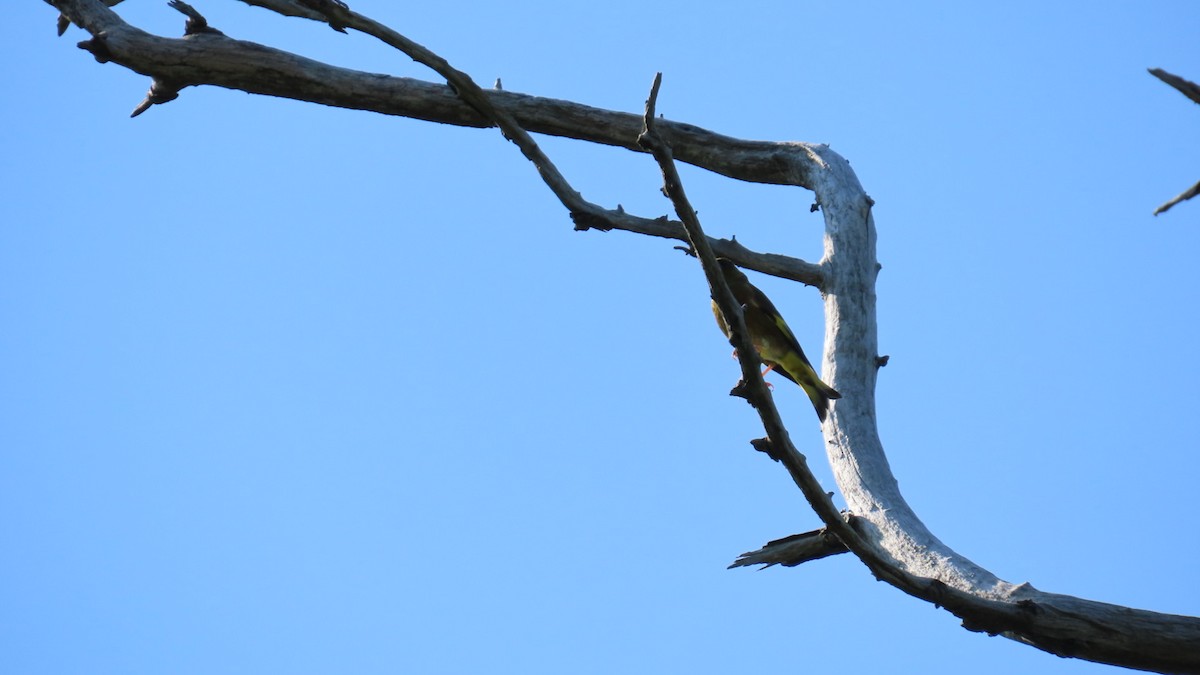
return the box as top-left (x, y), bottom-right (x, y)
top-left (740, 304), bottom-right (801, 384)
top-left (741, 285), bottom-right (815, 371)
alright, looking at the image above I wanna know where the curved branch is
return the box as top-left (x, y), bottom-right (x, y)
top-left (805, 142), bottom-right (1200, 672)
top-left (42, 1), bottom-right (1200, 671)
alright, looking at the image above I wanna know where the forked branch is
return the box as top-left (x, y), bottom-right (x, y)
top-left (42, 1), bottom-right (1200, 671)
top-left (1148, 68), bottom-right (1200, 215)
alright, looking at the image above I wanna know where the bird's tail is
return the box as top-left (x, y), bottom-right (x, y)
top-left (804, 379), bottom-right (842, 423)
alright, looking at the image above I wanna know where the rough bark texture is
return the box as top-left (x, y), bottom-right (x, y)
top-left (804, 148), bottom-right (1200, 672)
top-left (44, 1), bottom-right (1200, 671)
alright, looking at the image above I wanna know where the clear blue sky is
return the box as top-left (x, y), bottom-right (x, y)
top-left (4, 2), bottom-right (1198, 673)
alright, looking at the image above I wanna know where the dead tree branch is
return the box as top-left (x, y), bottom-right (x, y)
top-left (40, 1), bottom-right (1200, 671)
top-left (728, 526), bottom-right (850, 569)
top-left (48, 0), bottom-right (823, 284)
top-left (1150, 67), bottom-right (1200, 105)
top-left (1148, 68), bottom-right (1199, 215)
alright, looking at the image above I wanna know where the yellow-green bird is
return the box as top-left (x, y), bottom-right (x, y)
top-left (712, 258), bottom-right (841, 422)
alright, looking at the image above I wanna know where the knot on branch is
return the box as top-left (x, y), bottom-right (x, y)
top-left (570, 211), bottom-right (613, 232)
top-left (730, 378), bottom-right (754, 401)
top-left (77, 33), bottom-right (112, 63)
top-left (750, 437), bottom-right (785, 462)
top-left (730, 377), bottom-right (775, 411)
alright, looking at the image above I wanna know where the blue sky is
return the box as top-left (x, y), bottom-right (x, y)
top-left (3, 2), bottom-right (1199, 673)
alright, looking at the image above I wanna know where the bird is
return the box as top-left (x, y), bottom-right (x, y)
top-left (711, 257), bottom-right (841, 422)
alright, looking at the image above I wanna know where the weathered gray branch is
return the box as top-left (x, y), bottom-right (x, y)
top-left (809, 147), bottom-right (1200, 671)
top-left (1148, 68), bottom-right (1199, 215)
top-left (1154, 179), bottom-right (1200, 216)
top-left (42, 1), bottom-right (1200, 671)
top-left (729, 526), bottom-right (849, 569)
top-left (48, 0), bottom-right (823, 284)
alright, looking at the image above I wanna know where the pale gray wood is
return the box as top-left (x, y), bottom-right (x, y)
top-left (42, 1), bottom-right (1200, 670)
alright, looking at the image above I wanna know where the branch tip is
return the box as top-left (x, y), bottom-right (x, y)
top-left (569, 211), bottom-right (613, 233)
top-left (1148, 67), bottom-right (1200, 105)
top-left (729, 527), bottom-right (851, 569)
top-left (1153, 178), bottom-right (1200, 216)
top-left (168, 0), bottom-right (224, 36)
top-left (130, 80), bottom-right (181, 118)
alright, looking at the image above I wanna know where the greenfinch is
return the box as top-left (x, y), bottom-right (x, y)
top-left (712, 258), bottom-right (841, 422)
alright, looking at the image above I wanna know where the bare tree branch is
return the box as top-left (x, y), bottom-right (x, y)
top-left (801, 81), bottom-right (1200, 673)
top-left (39, 1), bottom-right (1200, 671)
top-left (54, 0), bottom-right (121, 35)
top-left (1154, 179), bottom-right (1200, 216)
top-left (1150, 67), bottom-right (1200, 105)
top-left (284, 0), bottom-right (624, 242)
top-left (641, 69), bottom-right (1200, 671)
top-left (237, 0), bottom-right (331, 24)
top-left (728, 526), bottom-right (849, 569)
top-left (48, 0), bottom-right (823, 284)
top-left (1148, 68), bottom-right (1199, 215)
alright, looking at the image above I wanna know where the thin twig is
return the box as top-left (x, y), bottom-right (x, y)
top-left (277, 2), bottom-right (616, 230)
top-left (1148, 69), bottom-right (1199, 214)
top-left (49, 0), bottom-right (825, 283)
top-left (635, 72), bottom-right (880, 572)
top-left (233, 1), bottom-right (824, 284)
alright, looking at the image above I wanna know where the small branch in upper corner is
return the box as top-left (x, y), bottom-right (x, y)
top-left (1149, 68), bottom-right (1200, 105)
top-left (1154, 179), bottom-right (1200, 216)
top-left (1148, 69), bottom-right (1199, 215)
